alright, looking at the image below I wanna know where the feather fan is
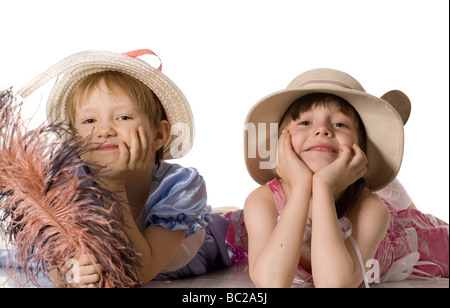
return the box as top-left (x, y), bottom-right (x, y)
top-left (0, 88), bottom-right (140, 287)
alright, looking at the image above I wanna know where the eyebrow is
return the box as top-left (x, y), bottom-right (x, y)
top-left (77, 103), bottom-right (140, 112)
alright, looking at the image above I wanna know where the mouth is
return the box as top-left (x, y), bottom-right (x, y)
top-left (96, 144), bottom-right (119, 151)
top-left (305, 144), bottom-right (338, 153)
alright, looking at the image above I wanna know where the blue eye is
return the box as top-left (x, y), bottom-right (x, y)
top-left (118, 115), bottom-right (133, 121)
top-left (334, 122), bottom-right (348, 128)
top-left (82, 118), bottom-right (96, 124)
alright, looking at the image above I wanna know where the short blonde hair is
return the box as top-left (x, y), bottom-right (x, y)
top-left (67, 71), bottom-right (167, 162)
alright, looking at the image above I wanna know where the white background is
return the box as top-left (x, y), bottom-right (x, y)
top-left (1, 0), bottom-right (448, 222)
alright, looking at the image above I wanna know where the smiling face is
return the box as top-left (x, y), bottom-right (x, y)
top-left (72, 80), bottom-right (155, 170)
top-left (66, 71), bottom-right (168, 169)
top-left (279, 94), bottom-right (365, 173)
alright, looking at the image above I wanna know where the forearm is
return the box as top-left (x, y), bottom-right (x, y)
top-left (310, 183), bottom-right (358, 287)
top-left (119, 204), bottom-right (156, 283)
top-left (250, 185), bottom-right (311, 287)
top-left (103, 183), bottom-right (155, 284)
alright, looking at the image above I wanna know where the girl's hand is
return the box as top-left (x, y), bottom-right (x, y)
top-left (100, 126), bottom-right (152, 187)
top-left (276, 130), bottom-right (313, 189)
top-left (70, 253), bottom-right (106, 288)
top-left (313, 143), bottom-right (367, 192)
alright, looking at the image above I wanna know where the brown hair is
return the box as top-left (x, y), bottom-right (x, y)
top-left (66, 71), bottom-right (167, 163)
top-left (279, 93), bottom-right (367, 217)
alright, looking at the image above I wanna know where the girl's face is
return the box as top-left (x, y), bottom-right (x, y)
top-left (73, 80), bottom-right (154, 169)
top-left (283, 102), bottom-right (360, 172)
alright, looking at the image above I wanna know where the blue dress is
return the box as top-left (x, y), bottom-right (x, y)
top-left (134, 161), bottom-right (232, 279)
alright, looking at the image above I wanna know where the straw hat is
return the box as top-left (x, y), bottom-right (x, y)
top-left (244, 68), bottom-right (410, 191)
top-left (18, 49), bottom-right (194, 159)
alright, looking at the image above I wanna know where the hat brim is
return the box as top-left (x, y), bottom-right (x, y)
top-left (19, 50), bottom-right (194, 160)
top-left (244, 87), bottom-right (404, 191)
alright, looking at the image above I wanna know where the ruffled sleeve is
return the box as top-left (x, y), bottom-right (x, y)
top-left (374, 178), bottom-right (412, 211)
top-left (141, 162), bottom-right (208, 237)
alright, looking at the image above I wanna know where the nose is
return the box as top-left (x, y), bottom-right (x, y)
top-left (95, 122), bottom-right (117, 139)
top-left (314, 124), bottom-right (333, 137)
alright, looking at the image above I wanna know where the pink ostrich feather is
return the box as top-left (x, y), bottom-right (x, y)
top-left (0, 88), bottom-right (140, 287)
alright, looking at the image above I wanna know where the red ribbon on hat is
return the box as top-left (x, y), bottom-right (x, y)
top-left (123, 49), bottom-right (162, 71)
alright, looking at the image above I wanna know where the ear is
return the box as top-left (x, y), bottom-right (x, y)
top-left (152, 120), bottom-right (170, 151)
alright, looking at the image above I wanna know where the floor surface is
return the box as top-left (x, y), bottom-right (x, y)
top-left (144, 260), bottom-right (449, 288)
top-left (2, 260), bottom-right (448, 288)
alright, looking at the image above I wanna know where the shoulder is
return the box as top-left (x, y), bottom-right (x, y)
top-left (153, 162), bottom-right (205, 190)
top-left (245, 185), bottom-right (274, 210)
top-left (147, 162), bottom-right (206, 209)
top-left (154, 161), bottom-right (202, 180)
top-left (349, 191), bottom-right (389, 221)
top-left (244, 184), bottom-right (278, 224)
top-left (347, 191), bottom-right (390, 241)
top-left (144, 162), bottom-right (208, 236)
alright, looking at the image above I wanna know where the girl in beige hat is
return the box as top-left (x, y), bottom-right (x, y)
top-left (237, 68), bottom-right (448, 287)
top-left (8, 50), bottom-right (232, 287)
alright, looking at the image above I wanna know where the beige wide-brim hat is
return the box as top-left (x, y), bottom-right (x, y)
top-left (18, 49), bottom-right (194, 160)
top-left (244, 68), bottom-right (411, 191)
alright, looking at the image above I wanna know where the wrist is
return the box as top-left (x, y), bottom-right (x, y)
top-left (312, 176), bottom-right (336, 194)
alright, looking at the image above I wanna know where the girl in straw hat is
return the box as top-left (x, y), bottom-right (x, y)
top-left (14, 50), bottom-right (233, 287)
top-left (237, 68), bottom-right (448, 287)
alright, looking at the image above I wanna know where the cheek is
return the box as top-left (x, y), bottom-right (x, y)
top-left (121, 125), bottom-right (153, 148)
top-left (289, 133), bottom-right (306, 152)
top-left (335, 131), bottom-right (357, 146)
top-left (118, 129), bottom-right (132, 146)
top-left (116, 124), bottom-right (140, 145)
top-left (74, 125), bottom-right (91, 139)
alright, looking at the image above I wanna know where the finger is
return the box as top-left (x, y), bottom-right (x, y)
top-left (81, 273), bottom-right (102, 284)
top-left (77, 254), bottom-right (106, 274)
top-left (351, 144), bottom-right (367, 166)
top-left (77, 253), bottom-right (96, 266)
top-left (129, 128), bottom-right (141, 167)
top-left (338, 144), bottom-right (352, 163)
top-left (79, 263), bottom-right (106, 276)
top-left (117, 141), bottom-right (130, 166)
top-left (352, 143), bottom-right (367, 163)
top-left (276, 130), bottom-right (288, 175)
top-left (138, 125), bottom-right (150, 165)
top-left (350, 144), bottom-right (368, 177)
top-left (279, 130), bottom-right (294, 156)
top-left (277, 130), bottom-right (287, 156)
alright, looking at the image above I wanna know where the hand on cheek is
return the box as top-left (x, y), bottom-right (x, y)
top-left (314, 143), bottom-right (367, 192)
top-left (101, 126), bottom-right (153, 186)
top-left (276, 130), bottom-right (312, 188)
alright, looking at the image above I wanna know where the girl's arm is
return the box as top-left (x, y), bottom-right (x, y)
top-left (245, 130), bottom-right (312, 288)
top-left (310, 145), bottom-right (389, 287)
top-left (245, 185), bottom-right (310, 288)
top-left (91, 127), bottom-right (186, 285)
top-left (117, 197), bottom-right (186, 284)
top-left (311, 185), bottom-right (389, 287)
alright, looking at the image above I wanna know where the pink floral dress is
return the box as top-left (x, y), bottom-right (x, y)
top-left (225, 178), bottom-right (449, 287)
